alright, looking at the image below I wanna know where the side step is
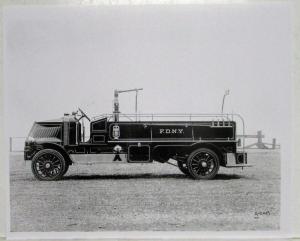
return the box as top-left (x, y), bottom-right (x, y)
top-left (225, 164), bottom-right (253, 168)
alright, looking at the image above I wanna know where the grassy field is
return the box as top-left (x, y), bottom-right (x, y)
top-left (10, 150), bottom-right (280, 232)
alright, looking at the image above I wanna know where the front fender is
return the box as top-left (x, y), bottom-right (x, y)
top-left (25, 142), bottom-right (72, 165)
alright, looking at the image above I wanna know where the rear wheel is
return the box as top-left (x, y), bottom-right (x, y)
top-left (31, 149), bottom-right (66, 181)
top-left (187, 148), bottom-right (219, 180)
top-left (62, 163), bottom-right (69, 176)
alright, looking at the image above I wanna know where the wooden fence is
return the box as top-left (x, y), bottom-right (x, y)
top-left (237, 130), bottom-right (280, 149)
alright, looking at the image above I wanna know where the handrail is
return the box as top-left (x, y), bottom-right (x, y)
top-left (92, 113), bottom-right (233, 121)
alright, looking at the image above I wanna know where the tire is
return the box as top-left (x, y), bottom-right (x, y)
top-left (31, 149), bottom-right (66, 181)
top-left (186, 148), bottom-right (220, 180)
top-left (177, 160), bottom-right (190, 176)
top-left (62, 163), bottom-right (69, 176)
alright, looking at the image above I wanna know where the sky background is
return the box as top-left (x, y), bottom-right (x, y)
top-left (4, 3), bottom-right (292, 146)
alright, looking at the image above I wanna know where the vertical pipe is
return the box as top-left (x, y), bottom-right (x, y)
top-left (113, 90), bottom-right (119, 122)
top-left (135, 90), bottom-right (138, 121)
top-left (221, 90), bottom-right (230, 114)
top-left (221, 95), bottom-right (226, 114)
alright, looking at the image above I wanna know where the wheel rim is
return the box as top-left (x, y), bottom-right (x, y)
top-left (33, 153), bottom-right (63, 179)
top-left (190, 151), bottom-right (217, 177)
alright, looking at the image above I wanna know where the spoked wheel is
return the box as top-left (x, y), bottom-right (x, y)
top-left (177, 160), bottom-right (190, 176)
top-left (31, 149), bottom-right (66, 181)
top-left (187, 148), bottom-right (220, 180)
top-left (62, 163), bottom-right (69, 176)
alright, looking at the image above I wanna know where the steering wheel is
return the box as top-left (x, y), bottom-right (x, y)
top-left (78, 107), bottom-right (91, 121)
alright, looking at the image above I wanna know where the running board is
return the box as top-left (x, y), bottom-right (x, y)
top-left (225, 164), bottom-right (253, 168)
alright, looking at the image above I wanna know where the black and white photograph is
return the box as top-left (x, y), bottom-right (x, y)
top-left (3, 2), bottom-right (294, 238)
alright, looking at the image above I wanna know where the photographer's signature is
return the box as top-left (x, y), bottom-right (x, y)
top-left (254, 210), bottom-right (271, 219)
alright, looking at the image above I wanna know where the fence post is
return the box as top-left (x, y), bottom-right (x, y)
top-left (272, 138), bottom-right (276, 149)
top-left (9, 137), bottom-right (12, 152)
top-left (257, 130), bottom-right (263, 148)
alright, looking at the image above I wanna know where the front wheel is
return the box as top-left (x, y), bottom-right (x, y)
top-left (31, 149), bottom-right (66, 181)
top-left (187, 148), bottom-right (220, 180)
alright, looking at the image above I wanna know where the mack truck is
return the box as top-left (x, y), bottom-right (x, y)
top-left (24, 89), bottom-right (249, 181)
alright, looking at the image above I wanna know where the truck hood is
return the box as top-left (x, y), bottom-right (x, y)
top-left (37, 115), bottom-right (77, 123)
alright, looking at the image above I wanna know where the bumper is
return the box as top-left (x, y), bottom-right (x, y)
top-left (225, 152), bottom-right (251, 168)
top-left (235, 152), bottom-right (247, 164)
top-left (24, 147), bottom-right (34, 160)
top-left (24, 142), bottom-right (40, 160)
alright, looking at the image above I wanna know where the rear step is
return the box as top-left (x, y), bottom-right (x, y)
top-left (226, 153), bottom-right (251, 168)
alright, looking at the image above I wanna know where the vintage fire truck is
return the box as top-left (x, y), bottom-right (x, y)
top-left (24, 89), bottom-right (249, 181)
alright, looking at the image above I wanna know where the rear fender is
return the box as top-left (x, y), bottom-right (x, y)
top-left (188, 143), bottom-right (225, 166)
